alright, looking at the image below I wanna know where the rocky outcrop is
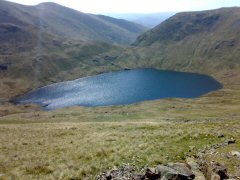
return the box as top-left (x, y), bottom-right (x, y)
top-left (97, 138), bottom-right (238, 180)
top-left (97, 163), bottom-right (196, 180)
top-left (97, 160), bottom-right (230, 180)
top-left (151, 163), bottom-right (195, 180)
top-left (196, 138), bottom-right (239, 180)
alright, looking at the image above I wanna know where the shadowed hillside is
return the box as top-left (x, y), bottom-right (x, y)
top-left (1, 6), bottom-right (240, 100)
top-left (0, 28), bottom-right (122, 100)
top-left (0, 0), bottom-right (145, 99)
top-left (0, 0), bottom-right (146, 44)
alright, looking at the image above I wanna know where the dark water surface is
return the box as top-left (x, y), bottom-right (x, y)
top-left (14, 69), bottom-right (222, 110)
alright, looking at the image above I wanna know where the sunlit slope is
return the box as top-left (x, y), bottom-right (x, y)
top-left (117, 7), bottom-right (240, 79)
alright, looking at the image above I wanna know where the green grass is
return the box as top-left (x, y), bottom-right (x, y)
top-left (0, 83), bottom-right (239, 179)
top-left (0, 120), bottom-right (239, 179)
top-left (1, 6), bottom-right (240, 179)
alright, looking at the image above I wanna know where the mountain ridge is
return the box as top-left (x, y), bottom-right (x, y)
top-left (1, 4), bottom-right (240, 100)
top-left (0, 0), bottom-right (131, 99)
top-left (0, 0), bottom-right (147, 44)
top-left (114, 7), bottom-right (240, 79)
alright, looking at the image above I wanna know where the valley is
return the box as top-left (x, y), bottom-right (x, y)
top-left (0, 1), bottom-right (240, 179)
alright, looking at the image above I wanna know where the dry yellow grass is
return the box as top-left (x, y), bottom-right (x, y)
top-left (0, 72), bottom-right (239, 179)
top-left (0, 120), bottom-right (239, 179)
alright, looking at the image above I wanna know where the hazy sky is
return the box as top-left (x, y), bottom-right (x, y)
top-left (6, 0), bottom-right (240, 14)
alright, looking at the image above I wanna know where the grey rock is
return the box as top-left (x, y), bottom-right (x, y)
top-left (156, 165), bottom-right (179, 180)
top-left (145, 168), bottom-right (160, 180)
top-left (156, 163), bottom-right (195, 180)
top-left (168, 163), bottom-right (195, 179)
top-left (230, 151), bottom-right (240, 158)
top-left (96, 165), bottom-right (136, 180)
top-left (133, 174), bottom-right (145, 180)
top-left (225, 138), bottom-right (236, 145)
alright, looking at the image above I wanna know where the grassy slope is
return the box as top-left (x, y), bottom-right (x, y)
top-left (0, 10), bottom-right (123, 100)
top-left (0, 81), bottom-right (239, 179)
top-left (2, 6), bottom-right (240, 100)
top-left (0, 0), bottom-right (147, 101)
top-left (0, 0), bottom-right (146, 44)
top-left (0, 58), bottom-right (240, 179)
top-left (0, 29), bottom-right (122, 100)
top-left (117, 8), bottom-right (240, 76)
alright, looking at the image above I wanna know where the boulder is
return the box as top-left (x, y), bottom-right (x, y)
top-left (156, 163), bottom-right (195, 180)
top-left (230, 151), bottom-right (240, 159)
top-left (156, 165), bottom-right (179, 180)
top-left (168, 163), bottom-right (195, 179)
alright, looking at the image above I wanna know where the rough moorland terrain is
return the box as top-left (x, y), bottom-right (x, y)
top-left (0, 82), bottom-right (239, 179)
top-left (1, 6), bottom-right (240, 102)
top-left (0, 3), bottom-right (240, 180)
top-left (0, 0), bottom-right (146, 100)
top-left (118, 8), bottom-right (240, 76)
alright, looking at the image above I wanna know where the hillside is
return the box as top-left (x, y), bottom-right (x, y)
top-left (0, 0), bottom-right (146, 44)
top-left (1, 6), bottom-right (240, 101)
top-left (0, 6), bottom-right (240, 180)
top-left (0, 25), bottom-right (122, 100)
top-left (0, 0), bottom-right (147, 100)
top-left (0, 25), bottom-right (123, 100)
top-left (115, 7), bottom-right (240, 83)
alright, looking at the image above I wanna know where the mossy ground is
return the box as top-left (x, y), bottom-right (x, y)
top-left (0, 79), bottom-right (239, 179)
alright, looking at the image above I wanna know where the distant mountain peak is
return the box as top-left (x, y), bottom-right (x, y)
top-left (125, 7), bottom-right (240, 77)
top-left (36, 2), bottom-right (60, 6)
top-left (0, 0), bottom-right (146, 44)
top-left (133, 7), bottom-right (240, 46)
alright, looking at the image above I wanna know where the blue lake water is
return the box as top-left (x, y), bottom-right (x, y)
top-left (14, 69), bottom-right (222, 110)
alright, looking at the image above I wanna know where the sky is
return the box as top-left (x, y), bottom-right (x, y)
top-left (6, 0), bottom-right (240, 14)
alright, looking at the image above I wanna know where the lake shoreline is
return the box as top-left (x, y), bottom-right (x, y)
top-left (13, 68), bottom-right (222, 111)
